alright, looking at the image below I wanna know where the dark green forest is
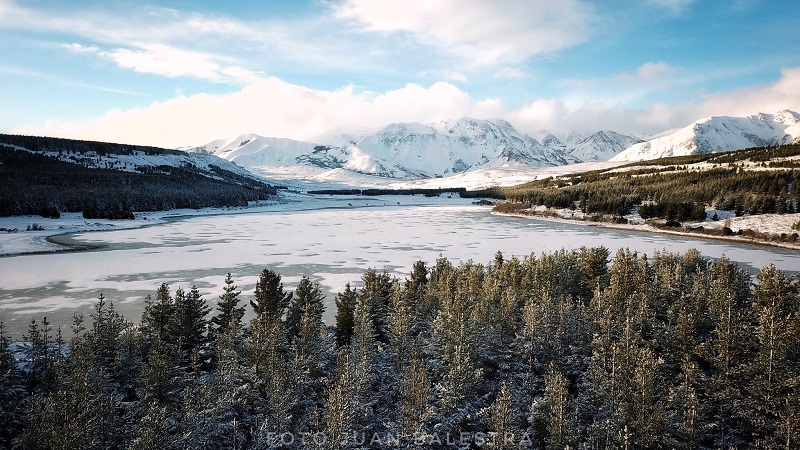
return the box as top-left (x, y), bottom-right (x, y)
top-left (499, 144), bottom-right (800, 222)
top-left (1, 248), bottom-right (798, 449)
top-left (0, 135), bottom-right (278, 219)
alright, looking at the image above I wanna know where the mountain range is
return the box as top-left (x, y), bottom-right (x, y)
top-left (190, 118), bottom-right (642, 179)
top-left (191, 109), bottom-right (800, 180)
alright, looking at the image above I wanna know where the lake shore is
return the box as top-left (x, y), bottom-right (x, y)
top-left (0, 191), bottom-right (480, 256)
top-left (493, 209), bottom-right (800, 252)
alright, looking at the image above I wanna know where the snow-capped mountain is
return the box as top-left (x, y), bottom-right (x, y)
top-left (194, 118), bottom-right (640, 179)
top-left (534, 130), bottom-right (643, 162)
top-left (612, 110), bottom-right (800, 162)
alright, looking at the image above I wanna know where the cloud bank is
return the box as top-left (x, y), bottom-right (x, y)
top-left (16, 67), bottom-right (800, 147)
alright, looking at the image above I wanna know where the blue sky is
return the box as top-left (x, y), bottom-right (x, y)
top-left (2, 0), bottom-right (800, 147)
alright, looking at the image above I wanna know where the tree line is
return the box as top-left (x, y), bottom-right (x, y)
top-left (1, 247), bottom-right (798, 448)
top-left (0, 141), bottom-right (277, 219)
top-left (499, 144), bottom-right (800, 222)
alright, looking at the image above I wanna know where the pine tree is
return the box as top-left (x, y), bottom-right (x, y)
top-left (431, 263), bottom-right (483, 424)
top-left (174, 285), bottom-right (211, 361)
top-left (0, 322), bottom-right (25, 447)
top-left (359, 268), bottom-right (393, 343)
top-left (251, 268), bottom-right (292, 322)
top-left (324, 352), bottom-right (358, 450)
top-left (286, 275), bottom-right (325, 339)
top-left (137, 335), bottom-right (182, 406)
top-left (482, 383), bottom-right (521, 450)
top-left (531, 363), bottom-right (578, 450)
top-left (211, 273), bottom-right (244, 338)
top-left (748, 265), bottom-right (799, 448)
top-left (404, 259), bottom-right (429, 319)
top-left (130, 403), bottom-right (180, 450)
top-left (140, 283), bottom-right (176, 344)
top-left (290, 277), bottom-right (331, 433)
top-left (705, 257), bottom-right (753, 447)
top-left (398, 349), bottom-right (432, 438)
top-left (348, 291), bottom-right (380, 434)
top-left (247, 308), bottom-right (297, 435)
top-left (335, 283), bottom-right (357, 347)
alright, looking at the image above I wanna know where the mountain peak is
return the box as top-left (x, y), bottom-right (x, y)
top-left (612, 109), bottom-right (800, 162)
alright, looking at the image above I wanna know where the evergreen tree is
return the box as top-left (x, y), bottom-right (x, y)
top-left (286, 275), bottom-right (325, 339)
top-left (174, 285), bottom-right (211, 361)
top-left (137, 335), bottom-right (182, 406)
top-left (130, 403), bottom-right (180, 450)
top-left (290, 277), bottom-right (331, 434)
top-left (323, 352), bottom-right (358, 450)
top-left (748, 265), bottom-right (800, 448)
top-left (0, 322), bottom-right (25, 447)
top-left (482, 383), bottom-right (522, 450)
top-left (398, 349), bottom-right (433, 438)
top-left (212, 272), bottom-right (244, 339)
top-left (359, 268), bottom-right (393, 343)
top-left (334, 283), bottom-right (357, 347)
top-left (140, 283), bottom-right (176, 344)
top-left (251, 268), bottom-right (292, 322)
top-left (531, 363), bottom-right (578, 450)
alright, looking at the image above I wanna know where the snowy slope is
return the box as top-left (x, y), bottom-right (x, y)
top-left (532, 129), bottom-right (642, 162)
top-left (0, 140), bottom-right (261, 183)
top-left (194, 118), bottom-right (641, 179)
top-left (612, 110), bottom-right (800, 162)
top-left (567, 131), bottom-right (644, 162)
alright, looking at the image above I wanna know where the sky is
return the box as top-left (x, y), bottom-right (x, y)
top-left (2, 0), bottom-right (800, 148)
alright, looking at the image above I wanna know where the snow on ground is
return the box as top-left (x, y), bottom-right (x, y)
top-left (251, 160), bottom-right (626, 191)
top-left (692, 211), bottom-right (800, 235)
top-left (504, 204), bottom-right (800, 250)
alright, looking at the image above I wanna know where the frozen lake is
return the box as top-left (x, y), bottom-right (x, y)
top-left (1, 198), bottom-right (799, 338)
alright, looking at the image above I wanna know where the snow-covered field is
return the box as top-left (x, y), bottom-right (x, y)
top-left (502, 204), bottom-right (800, 253)
top-left (252, 161), bottom-right (626, 191)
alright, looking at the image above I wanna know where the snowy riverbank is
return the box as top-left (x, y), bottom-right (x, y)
top-left (494, 206), bottom-right (800, 251)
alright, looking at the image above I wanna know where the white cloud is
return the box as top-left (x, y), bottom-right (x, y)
top-left (99, 44), bottom-right (225, 80)
top-left (63, 41), bottom-right (269, 85)
top-left (62, 43), bottom-right (100, 54)
top-left (14, 79), bottom-right (500, 148)
top-left (17, 67), bottom-right (800, 147)
top-left (691, 66), bottom-right (800, 119)
top-left (632, 61), bottom-right (678, 81)
top-left (509, 66), bottom-right (800, 137)
top-left (333, 0), bottom-right (595, 65)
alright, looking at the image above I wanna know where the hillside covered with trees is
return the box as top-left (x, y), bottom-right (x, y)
top-left (0, 134), bottom-right (278, 219)
top-left (2, 248), bottom-right (798, 448)
top-left (498, 144), bottom-right (800, 223)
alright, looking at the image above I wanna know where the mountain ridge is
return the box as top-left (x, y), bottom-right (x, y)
top-left (612, 109), bottom-right (800, 162)
top-left (192, 118), bottom-right (642, 179)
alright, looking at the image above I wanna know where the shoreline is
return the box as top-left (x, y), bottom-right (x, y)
top-left (4, 191), bottom-right (799, 256)
top-left (493, 211), bottom-right (800, 252)
top-left (0, 192), bottom-right (482, 256)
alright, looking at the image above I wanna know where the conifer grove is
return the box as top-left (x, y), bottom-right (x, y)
top-left (1, 247), bottom-right (799, 449)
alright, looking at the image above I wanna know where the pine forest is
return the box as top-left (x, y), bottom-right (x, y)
top-left (1, 247), bottom-right (799, 449)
